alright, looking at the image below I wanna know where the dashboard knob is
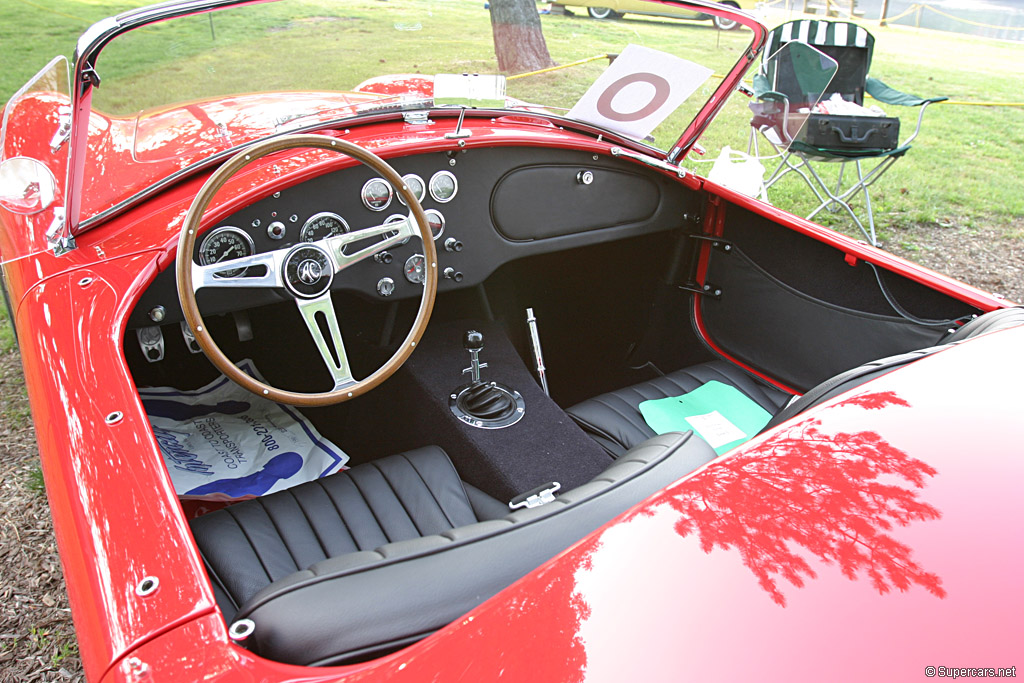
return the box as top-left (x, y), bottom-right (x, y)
top-left (576, 170), bottom-right (594, 185)
top-left (443, 267), bottom-right (464, 282)
top-left (464, 330), bottom-right (484, 352)
top-left (444, 237), bottom-right (464, 253)
top-left (267, 221), bottom-right (286, 239)
top-left (374, 250), bottom-right (394, 264)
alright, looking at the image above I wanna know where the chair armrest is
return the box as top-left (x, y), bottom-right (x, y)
top-left (866, 76), bottom-right (949, 107)
top-left (752, 72), bottom-right (772, 99)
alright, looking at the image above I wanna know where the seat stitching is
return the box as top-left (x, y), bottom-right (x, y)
top-left (348, 469), bottom-right (395, 545)
top-left (290, 486), bottom-right (329, 562)
top-left (257, 497), bottom-right (302, 575)
top-left (224, 505), bottom-right (274, 586)
top-left (195, 545), bottom-right (240, 611)
top-left (370, 459), bottom-right (425, 537)
top-left (398, 452), bottom-right (457, 529)
top-left (319, 479), bottom-right (359, 552)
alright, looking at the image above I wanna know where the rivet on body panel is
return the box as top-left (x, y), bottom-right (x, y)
top-left (229, 619), bottom-right (255, 642)
top-left (135, 576), bottom-right (159, 597)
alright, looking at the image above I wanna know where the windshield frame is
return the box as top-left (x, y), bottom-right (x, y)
top-left (59, 0), bottom-right (766, 243)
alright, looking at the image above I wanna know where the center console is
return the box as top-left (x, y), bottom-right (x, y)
top-left (344, 319), bottom-right (613, 500)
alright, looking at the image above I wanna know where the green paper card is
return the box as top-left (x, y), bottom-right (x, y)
top-left (638, 380), bottom-right (772, 455)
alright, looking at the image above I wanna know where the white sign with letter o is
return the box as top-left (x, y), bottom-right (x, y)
top-left (567, 44), bottom-right (713, 140)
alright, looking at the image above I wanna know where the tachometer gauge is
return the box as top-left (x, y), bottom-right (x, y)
top-left (404, 254), bottom-right (427, 284)
top-left (397, 174), bottom-right (426, 206)
top-left (199, 226), bottom-right (255, 278)
top-left (429, 170), bottom-right (458, 203)
top-left (300, 212), bottom-right (350, 242)
top-left (424, 209), bottom-right (445, 240)
top-left (361, 178), bottom-right (393, 211)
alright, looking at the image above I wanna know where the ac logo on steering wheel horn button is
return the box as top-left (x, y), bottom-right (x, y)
top-left (282, 244), bottom-right (334, 298)
top-left (297, 259), bottom-right (323, 285)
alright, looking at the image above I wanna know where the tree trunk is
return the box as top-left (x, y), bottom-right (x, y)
top-left (489, 0), bottom-right (555, 74)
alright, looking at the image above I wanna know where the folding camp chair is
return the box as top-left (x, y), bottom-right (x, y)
top-left (748, 19), bottom-right (947, 245)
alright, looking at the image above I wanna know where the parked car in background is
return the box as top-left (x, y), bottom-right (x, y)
top-left (556, 0), bottom-right (754, 29)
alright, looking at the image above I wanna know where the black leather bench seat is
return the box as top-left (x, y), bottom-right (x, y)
top-left (566, 307), bottom-right (1024, 457)
top-left (566, 360), bottom-right (791, 458)
top-left (190, 434), bottom-right (717, 666)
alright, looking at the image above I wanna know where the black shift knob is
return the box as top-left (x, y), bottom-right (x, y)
top-left (463, 330), bottom-right (484, 352)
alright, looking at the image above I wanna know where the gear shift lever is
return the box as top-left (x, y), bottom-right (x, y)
top-left (462, 330), bottom-right (488, 384)
top-left (450, 329), bottom-right (525, 429)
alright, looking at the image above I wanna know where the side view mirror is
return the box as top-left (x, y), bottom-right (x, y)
top-left (0, 157), bottom-right (58, 215)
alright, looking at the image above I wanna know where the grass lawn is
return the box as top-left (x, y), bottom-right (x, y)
top-left (2, 0), bottom-right (1022, 244)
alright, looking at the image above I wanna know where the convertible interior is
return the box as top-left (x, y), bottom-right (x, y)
top-left (123, 135), bottom-right (1018, 666)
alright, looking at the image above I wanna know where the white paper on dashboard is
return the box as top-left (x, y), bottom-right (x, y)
top-left (567, 44), bottom-right (713, 140)
top-left (140, 359), bottom-right (348, 501)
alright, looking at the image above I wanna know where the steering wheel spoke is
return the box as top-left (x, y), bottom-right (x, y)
top-left (192, 251), bottom-right (285, 290)
top-left (326, 217), bottom-right (419, 271)
top-left (296, 293), bottom-right (356, 391)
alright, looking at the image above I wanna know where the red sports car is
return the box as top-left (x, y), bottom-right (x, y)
top-left (1, 0), bottom-right (1020, 680)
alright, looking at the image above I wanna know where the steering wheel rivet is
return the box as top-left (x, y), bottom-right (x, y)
top-left (348, 392), bottom-right (353, 397)
top-left (263, 389), bottom-right (269, 395)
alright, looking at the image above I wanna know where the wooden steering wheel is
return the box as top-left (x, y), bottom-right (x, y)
top-left (176, 134), bottom-right (438, 407)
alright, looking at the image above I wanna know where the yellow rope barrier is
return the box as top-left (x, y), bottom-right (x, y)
top-left (15, 0), bottom-right (91, 22)
top-left (882, 3), bottom-right (921, 22)
top-left (508, 54), bottom-right (612, 81)
top-left (919, 3), bottom-right (1024, 31)
top-left (876, 2), bottom-right (1024, 31)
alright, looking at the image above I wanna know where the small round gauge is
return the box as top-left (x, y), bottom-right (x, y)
top-left (384, 213), bottom-right (410, 245)
top-left (199, 226), bottom-right (255, 278)
top-left (361, 178), bottom-right (393, 211)
top-left (397, 174), bottom-right (426, 206)
top-left (404, 254), bottom-right (427, 284)
top-left (300, 212), bottom-right (350, 242)
top-left (424, 209), bottom-right (445, 241)
top-left (429, 170), bottom-right (458, 203)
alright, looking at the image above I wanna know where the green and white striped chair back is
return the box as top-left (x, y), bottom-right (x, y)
top-left (762, 20), bottom-right (875, 106)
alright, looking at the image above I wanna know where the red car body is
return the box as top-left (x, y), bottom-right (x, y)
top-left (1, 1), bottom-right (1020, 680)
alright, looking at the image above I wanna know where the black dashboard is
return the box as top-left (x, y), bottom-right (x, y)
top-left (128, 146), bottom-right (698, 330)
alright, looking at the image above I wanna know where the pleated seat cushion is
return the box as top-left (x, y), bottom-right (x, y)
top-left (190, 446), bottom-right (504, 622)
top-left (565, 360), bottom-right (791, 457)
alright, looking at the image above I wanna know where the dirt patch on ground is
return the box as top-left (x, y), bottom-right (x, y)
top-left (0, 220), bottom-right (1021, 681)
top-left (0, 348), bottom-right (81, 682)
top-left (883, 220), bottom-right (1024, 304)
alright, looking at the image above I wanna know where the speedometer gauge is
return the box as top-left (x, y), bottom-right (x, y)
top-left (361, 178), bottom-right (393, 211)
top-left (300, 212), bottom-right (350, 242)
top-left (397, 174), bottom-right (426, 206)
top-left (199, 226), bottom-right (254, 278)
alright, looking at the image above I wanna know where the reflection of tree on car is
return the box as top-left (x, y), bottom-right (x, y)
top-left (648, 390), bottom-right (946, 607)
